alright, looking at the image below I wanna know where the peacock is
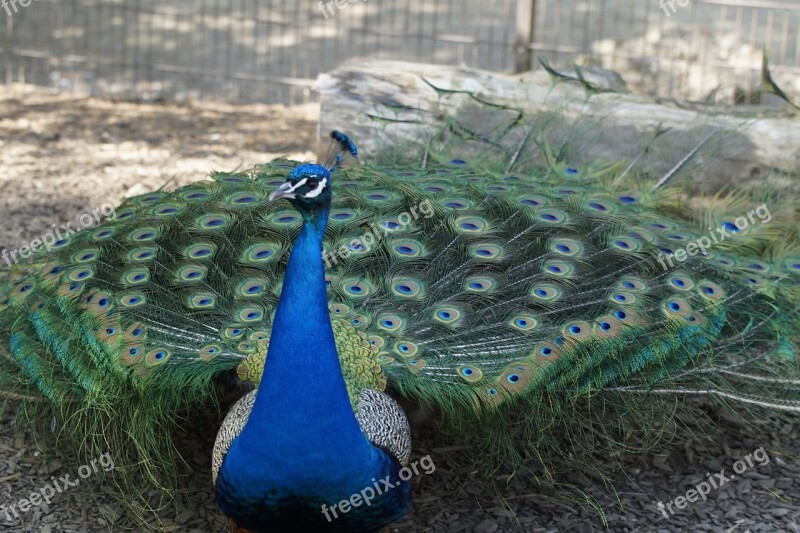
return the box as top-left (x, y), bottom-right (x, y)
top-left (1, 102), bottom-right (799, 531)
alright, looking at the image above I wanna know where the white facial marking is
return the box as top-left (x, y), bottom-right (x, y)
top-left (303, 177), bottom-right (328, 199)
top-left (285, 177), bottom-right (308, 194)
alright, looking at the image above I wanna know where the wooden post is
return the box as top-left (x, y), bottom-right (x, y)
top-left (514, 0), bottom-right (536, 73)
top-left (4, 10), bottom-right (12, 85)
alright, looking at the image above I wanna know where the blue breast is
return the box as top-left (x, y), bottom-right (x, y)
top-left (216, 445), bottom-right (411, 532)
top-left (215, 218), bottom-right (411, 531)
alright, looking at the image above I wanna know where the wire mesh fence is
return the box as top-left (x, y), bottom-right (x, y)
top-left (0, 0), bottom-right (797, 105)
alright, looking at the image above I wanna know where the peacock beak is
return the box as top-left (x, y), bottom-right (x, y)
top-left (269, 182), bottom-right (297, 202)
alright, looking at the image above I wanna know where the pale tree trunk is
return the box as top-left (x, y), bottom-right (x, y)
top-left (318, 59), bottom-right (799, 192)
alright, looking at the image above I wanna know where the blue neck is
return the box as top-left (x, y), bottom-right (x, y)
top-left (233, 208), bottom-right (374, 477)
top-left (217, 207), bottom-right (413, 530)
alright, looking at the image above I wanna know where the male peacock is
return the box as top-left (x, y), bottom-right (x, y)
top-left (0, 109), bottom-right (799, 531)
top-left (212, 136), bottom-right (413, 531)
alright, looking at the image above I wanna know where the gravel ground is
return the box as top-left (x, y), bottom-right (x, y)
top-left (1, 87), bottom-right (799, 532)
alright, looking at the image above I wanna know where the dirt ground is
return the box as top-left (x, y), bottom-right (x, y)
top-left (0, 87), bottom-right (799, 532)
top-left (0, 86), bottom-right (318, 252)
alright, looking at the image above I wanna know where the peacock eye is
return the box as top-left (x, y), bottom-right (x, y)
top-left (306, 180), bottom-right (319, 189)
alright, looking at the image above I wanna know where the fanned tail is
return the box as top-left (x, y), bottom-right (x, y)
top-left (0, 79), bottom-right (797, 524)
top-left (349, 90), bottom-right (799, 491)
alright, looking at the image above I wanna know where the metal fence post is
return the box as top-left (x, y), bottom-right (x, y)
top-left (514, 0), bottom-right (536, 73)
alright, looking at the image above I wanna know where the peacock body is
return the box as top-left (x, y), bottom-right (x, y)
top-left (1, 112), bottom-right (799, 531)
top-left (213, 159), bottom-right (412, 531)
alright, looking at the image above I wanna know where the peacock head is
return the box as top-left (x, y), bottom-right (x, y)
top-left (268, 163), bottom-right (332, 214)
top-left (268, 130), bottom-right (358, 217)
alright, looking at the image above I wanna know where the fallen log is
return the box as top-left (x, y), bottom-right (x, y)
top-left (318, 59), bottom-right (799, 192)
